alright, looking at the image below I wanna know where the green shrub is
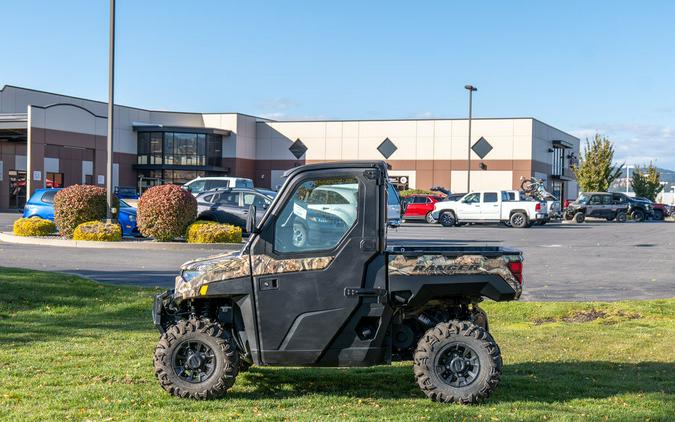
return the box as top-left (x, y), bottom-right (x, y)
top-left (72, 221), bottom-right (122, 242)
top-left (54, 185), bottom-right (116, 238)
top-left (186, 220), bottom-right (242, 243)
top-left (400, 189), bottom-right (442, 197)
top-left (13, 217), bottom-right (56, 237)
top-left (137, 185), bottom-right (197, 241)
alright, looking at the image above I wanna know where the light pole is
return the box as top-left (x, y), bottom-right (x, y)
top-left (106, 0), bottom-right (116, 222)
top-left (465, 85), bottom-right (477, 193)
top-left (625, 164), bottom-right (634, 194)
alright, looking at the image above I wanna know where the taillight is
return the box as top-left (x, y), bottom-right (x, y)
top-left (535, 202), bottom-right (541, 212)
top-left (564, 199), bottom-right (570, 208)
top-left (507, 260), bottom-right (523, 284)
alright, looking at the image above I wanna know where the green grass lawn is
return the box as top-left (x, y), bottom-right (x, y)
top-left (0, 267), bottom-right (673, 421)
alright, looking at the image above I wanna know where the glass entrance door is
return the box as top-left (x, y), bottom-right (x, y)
top-left (9, 170), bottom-right (27, 209)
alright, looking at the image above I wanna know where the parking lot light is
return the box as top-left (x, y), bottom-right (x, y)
top-left (465, 85), bottom-right (477, 192)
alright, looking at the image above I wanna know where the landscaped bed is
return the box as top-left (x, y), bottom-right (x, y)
top-left (0, 268), bottom-right (673, 421)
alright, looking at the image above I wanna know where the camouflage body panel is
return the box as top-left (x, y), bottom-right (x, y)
top-left (175, 251), bottom-right (250, 299)
top-left (252, 255), bottom-right (333, 276)
top-left (175, 251), bottom-right (333, 300)
top-left (388, 254), bottom-right (522, 299)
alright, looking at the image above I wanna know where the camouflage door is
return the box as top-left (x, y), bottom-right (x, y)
top-left (248, 167), bottom-right (382, 365)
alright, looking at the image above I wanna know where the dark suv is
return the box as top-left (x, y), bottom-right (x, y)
top-left (196, 188), bottom-right (273, 231)
top-left (564, 192), bottom-right (629, 223)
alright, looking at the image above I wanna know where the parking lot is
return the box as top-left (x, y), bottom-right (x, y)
top-left (1, 212), bottom-right (674, 301)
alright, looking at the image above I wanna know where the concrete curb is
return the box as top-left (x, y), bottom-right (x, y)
top-left (0, 232), bottom-right (244, 251)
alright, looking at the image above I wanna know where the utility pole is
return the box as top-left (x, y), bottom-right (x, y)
top-left (464, 85), bottom-right (477, 193)
top-left (106, 0), bottom-right (116, 222)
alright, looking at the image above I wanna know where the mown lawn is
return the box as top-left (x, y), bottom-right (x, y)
top-left (0, 267), bottom-right (673, 421)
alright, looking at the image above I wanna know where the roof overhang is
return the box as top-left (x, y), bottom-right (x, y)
top-left (552, 139), bottom-right (574, 149)
top-left (132, 122), bottom-right (231, 136)
top-left (0, 113), bottom-right (28, 141)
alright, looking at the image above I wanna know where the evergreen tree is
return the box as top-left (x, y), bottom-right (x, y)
top-left (572, 134), bottom-right (624, 192)
top-left (631, 163), bottom-right (664, 201)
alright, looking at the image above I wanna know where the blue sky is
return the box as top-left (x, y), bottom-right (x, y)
top-left (1, 0), bottom-right (674, 168)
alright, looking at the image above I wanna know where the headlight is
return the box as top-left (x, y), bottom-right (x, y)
top-left (128, 214), bottom-right (136, 222)
top-left (181, 270), bottom-right (203, 282)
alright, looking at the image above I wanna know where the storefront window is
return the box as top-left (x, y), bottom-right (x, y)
top-left (139, 131), bottom-right (217, 166)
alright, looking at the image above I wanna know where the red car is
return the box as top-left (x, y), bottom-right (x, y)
top-left (402, 194), bottom-right (445, 223)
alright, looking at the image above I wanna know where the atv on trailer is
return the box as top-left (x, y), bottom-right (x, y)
top-left (152, 161), bottom-right (524, 404)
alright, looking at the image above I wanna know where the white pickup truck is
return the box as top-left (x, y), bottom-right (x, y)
top-left (430, 190), bottom-right (547, 228)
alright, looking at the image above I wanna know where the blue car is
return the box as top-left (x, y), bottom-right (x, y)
top-left (23, 188), bottom-right (140, 237)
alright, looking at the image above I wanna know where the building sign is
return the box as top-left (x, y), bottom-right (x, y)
top-left (98, 175), bottom-right (105, 184)
top-left (33, 170), bottom-right (42, 181)
top-left (389, 175), bottom-right (409, 191)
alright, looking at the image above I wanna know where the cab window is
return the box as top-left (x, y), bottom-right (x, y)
top-left (463, 193), bottom-right (480, 204)
top-left (274, 177), bottom-right (359, 253)
top-left (483, 192), bottom-right (498, 203)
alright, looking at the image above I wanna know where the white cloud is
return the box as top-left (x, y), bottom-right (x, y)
top-left (571, 122), bottom-right (675, 170)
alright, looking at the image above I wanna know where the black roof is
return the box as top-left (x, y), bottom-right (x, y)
top-left (283, 161), bottom-right (390, 179)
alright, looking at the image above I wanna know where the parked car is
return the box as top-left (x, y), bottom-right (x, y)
top-left (183, 176), bottom-right (254, 196)
top-left (401, 194), bottom-right (445, 223)
top-left (432, 190), bottom-right (547, 228)
top-left (195, 188), bottom-right (273, 232)
top-left (23, 188), bottom-right (140, 236)
top-left (386, 183), bottom-right (402, 227)
top-left (564, 192), bottom-right (629, 223)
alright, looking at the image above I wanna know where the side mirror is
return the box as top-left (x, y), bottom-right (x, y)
top-left (246, 205), bottom-right (258, 234)
top-left (184, 186), bottom-right (192, 192)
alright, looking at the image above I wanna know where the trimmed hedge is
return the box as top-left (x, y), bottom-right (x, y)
top-left (72, 221), bottom-right (122, 241)
top-left (400, 189), bottom-right (443, 197)
top-left (137, 185), bottom-right (197, 241)
top-left (13, 217), bottom-right (56, 237)
top-left (186, 220), bottom-right (243, 244)
top-left (54, 185), bottom-right (115, 238)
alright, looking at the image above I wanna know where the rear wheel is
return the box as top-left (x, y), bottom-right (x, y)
top-left (439, 212), bottom-right (456, 227)
top-left (425, 212), bottom-right (437, 224)
top-left (616, 211), bottom-right (627, 223)
top-left (414, 320), bottom-right (502, 404)
top-left (509, 212), bottom-right (528, 228)
top-left (154, 318), bottom-right (239, 399)
top-left (632, 209), bottom-right (646, 222)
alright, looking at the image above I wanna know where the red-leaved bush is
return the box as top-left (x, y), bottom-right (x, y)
top-left (54, 185), bottom-right (110, 238)
top-left (137, 185), bottom-right (197, 241)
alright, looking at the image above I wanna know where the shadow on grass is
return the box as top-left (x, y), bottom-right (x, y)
top-left (231, 361), bottom-right (674, 402)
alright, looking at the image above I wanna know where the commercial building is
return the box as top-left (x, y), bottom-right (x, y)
top-left (0, 85), bottom-right (579, 209)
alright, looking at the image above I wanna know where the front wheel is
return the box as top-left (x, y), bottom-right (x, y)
top-left (414, 320), bottom-right (502, 404)
top-left (653, 209), bottom-right (664, 221)
top-left (439, 212), bottom-right (456, 227)
top-left (154, 318), bottom-right (239, 399)
top-left (574, 212), bottom-right (585, 224)
top-left (425, 212), bottom-right (437, 224)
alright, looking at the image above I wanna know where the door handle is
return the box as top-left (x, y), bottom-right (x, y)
top-left (259, 278), bottom-right (278, 291)
top-left (344, 288), bottom-right (386, 298)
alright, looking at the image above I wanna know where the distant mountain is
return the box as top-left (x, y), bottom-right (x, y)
top-left (610, 166), bottom-right (675, 192)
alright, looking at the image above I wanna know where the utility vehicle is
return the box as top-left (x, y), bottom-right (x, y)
top-left (152, 161), bottom-right (524, 404)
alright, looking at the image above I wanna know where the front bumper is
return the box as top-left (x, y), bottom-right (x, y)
top-left (152, 289), bottom-right (173, 334)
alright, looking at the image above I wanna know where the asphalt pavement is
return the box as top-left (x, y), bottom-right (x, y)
top-left (1, 212), bottom-right (674, 301)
